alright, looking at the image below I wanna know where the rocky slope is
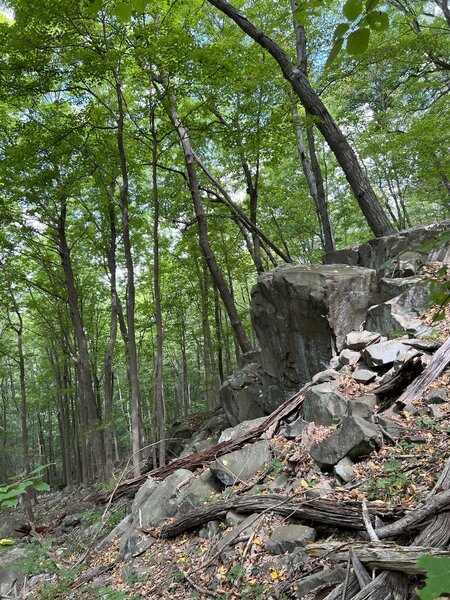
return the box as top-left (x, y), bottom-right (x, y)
top-left (1, 222), bottom-right (449, 600)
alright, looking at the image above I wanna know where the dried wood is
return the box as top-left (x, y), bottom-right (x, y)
top-left (322, 573), bottom-right (361, 600)
top-left (305, 541), bottom-right (450, 574)
top-left (349, 571), bottom-right (410, 600)
top-left (395, 335), bottom-right (450, 412)
top-left (374, 487), bottom-right (450, 539)
top-left (155, 495), bottom-right (403, 539)
top-left (373, 355), bottom-right (424, 399)
top-left (94, 385), bottom-right (310, 503)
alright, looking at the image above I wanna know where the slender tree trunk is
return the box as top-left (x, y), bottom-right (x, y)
top-left (200, 264), bottom-right (215, 411)
top-left (151, 98), bottom-right (166, 468)
top-left (164, 90), bottom-right (253, 354)
top-left (104, 190), bottom-right (119, 480)
top-left (213, 287), bottom-right (225, 383)
top-left (207, 0), bottom-right (395, 237)
top-left (57, 197), bottom-right (104, 481)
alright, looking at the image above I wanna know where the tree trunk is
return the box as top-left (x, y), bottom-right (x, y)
top-left (207, 0), bottom-right (395, 237)
top-left (164, 90), bottom-right (253, 354)
top-left (57, 197), bottom-right (104, 482)
top-left (151, 99), bottom-right (166, 468)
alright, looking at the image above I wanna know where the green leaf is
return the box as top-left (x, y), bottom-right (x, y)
top-left (367, 10), bottom-right (389, 31)
top-left (0, 498), bottom-right (19, 508)
top-left (86, 0), bottom-right (102, 16)
top-left (0, 539), bottom-right (15, 546)
top-left (131, 0), bottom-right (148, 12)
top-left (333, 23), bottom-right (350, 40)
top-left (32, 481), bottom-right (50, 492)
top-left (416, 556), bottom-right (450, 599)
top-left (343, 0), bottom-right (363, 21)
top-left (325, 37), bottom-right (344, 69)
top-left (294, 3), bottom-right (308, 26)
top-left (365, 0), bottom-right (381, 10)
top-left (113, 2), bottom-right (132, 22)
top-left (346, 27), bottom-right (370, 55)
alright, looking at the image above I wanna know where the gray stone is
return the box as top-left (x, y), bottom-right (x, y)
top-left (311, 369), bottom-right (341, 384)
top-left (429, 405), bottom-right (447, 418)
top-left (303, 383), bottom-right (347, 426)
top-left (284, 418), bottom-right (308, 439)
top-left (178, 469), bottom-right (222, 514)
top-left (180, 435), bottom-right (220, 458)
top-left (220, 363), bottom-right (287, 427)
top-left (362, 340), bottom-right (411, 368)
top-left (217, 513), bottom-right (259, 553)
top-left (323, 247), bottom-right (359, 266)
top-left (96, 515), bottom-right (133, 552)
top-left (334, 457), bottom-right (354, 483)
top-left (131, 478), bottom-right (158, 515)
top-left (225, 511), bottom-right (246, 527)
top-left (0, 547), bottom-right (28, 597)
top-left (239, 350), bottom-right (262, 368)
top-left (137, 469), bottom-right (193, 527)
top-left (60, 513), bottom-right (82, 533)
top-left (251, 264), bottom-right (378, 388)
top-left (310, 416), bottom-right (382, 469)
top-left (119, 531), bottom-right (154, 561)
top-left (348, 400), bottom-right (373, 419)
top-left (424, 387), bottom-right (448, 404)
top-left (339, 349), bottom-right (361, 366)
top-left (210, 440), bottom-right (272, 487)
top-left (355, 394), bottom-right (378, 409)
top-left (385, 251), bottom-right (425, 278)
top-left (199, 520), bottom-right (221, 540)
top-left (267, 473), bottom-right (290, 492)
top-left (266, 525), bottom-right (315, 555)
top-left (344, 330), bottom-right (381, 351)
top-left (295, 568), bottom-right (347, 598)
top-left (219, 417), bottom-right (267, 443)
top-left (120, 563), bottom-right (149, 584)
top-left (352, 366), bottom-right (377, 384)
top-left (379, 277), bottom-right (422, 302)
top-left (304, 480), bottom-right (334, 499)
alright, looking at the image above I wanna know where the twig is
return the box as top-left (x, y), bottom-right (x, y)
top-left (341, 555), bottom-right (351, 600)
top-left (180, 569), bottom-right (219, 598)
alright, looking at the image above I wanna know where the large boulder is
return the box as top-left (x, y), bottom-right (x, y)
top-left (323, 221), bottom-right (450, 270)
top-left (302, 383), bottom-right (347, 426)
top-left (266, 525), bottom-right (315, 555)
top-left (220, 363), bottom-right (287, 426)
top-left (310, 416), bottom-right (382, 469)
top-left (0, 547), bottom-right (28, 597)
top-left (251, 264), bottom-right (378, 388)
top-left (210, 440), bottom-right (272, 486)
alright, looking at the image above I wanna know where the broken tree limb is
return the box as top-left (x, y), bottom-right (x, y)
top-left (375, 487), bottom-right (450, 539)
top-left (395, 335), bottom-right (450, 412)
top-left (93, 385), bottom-right (310, 503)
top-left (154, 495), bottom-right (403, 539)
top-left (305, 541), bottom-right (450, 574)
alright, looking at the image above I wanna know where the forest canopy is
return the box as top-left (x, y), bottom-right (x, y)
top-left (0, 0), bottom-right (448, 485)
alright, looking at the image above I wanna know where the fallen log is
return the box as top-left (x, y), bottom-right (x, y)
top-left (305, 541), bottom-right (450, 574)
top-left (154, 495), bottom-right (403, 539)
top-left (93, 385), bottom-right (310, 503)
top-left (395, 335), bottom-right (450, 412)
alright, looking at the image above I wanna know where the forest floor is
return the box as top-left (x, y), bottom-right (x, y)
top-left (10, 362), bottom-right (448, 600)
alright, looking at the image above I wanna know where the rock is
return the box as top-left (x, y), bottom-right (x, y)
top-left (219, 417), bottom-right (267, 443)
top-left (217, 513), bottom-right (259, 553)
top-left (361, 340), bottom-right (411, 368)
top-left (178, 469), bottom-right (222, 514)
top-left (60, 513), bottom-right (82, 533)
top-left (239, 350), bottom-right (262, 367)
top-left (199, 520), bottom-right (221, 540)
top-left (284, 418), bottom-right (308, 439)
top-left (347, 400), bottom-right (373, 419)
top-left (267, 473), bottom-right (290, 492)
top-left (344, 330), bottom-right (381, 351)
top-left (251, 264), bottom-right (378, 387)
top-left (96, 515), bottom-right (133, 552)
top-left (385, 251), bottom-right (425, 278)
top-left (220, 363), bottom-right (287, 427)
top-left (266, 525), bottom-right (316, 555)
top-left (120, 563), bottom-right (149, 584)
top-left (0, 547), bottom-right (28, 597)
top-left (310, 416), bottom-right (382, 469)
top-left (355, 394), bottom-right (378, 409)
top-left (302, 383), bottom-right (347, 426)
top-left (180, 435), bottom-right (220, 458)
top-left (424, 387), bottom-right (448, 404)
top-left (352, 365), bottom-right (377, 384)
top-left (334, 457), bottom-right (354, 483)
top-left (131, 478), bottom-right (158, 514)
top-left (225, 511), bottom-right (246, 527)
top-left (429, 405), bottom-right (447, 418)
top-left (373, 416), bottom-right (405, 439)
top-left (119, 531), bottom-right (154, 561)
top-left (379, 277), bottom-right (422, 302)
top-left (294, 568), bottom-right (347, 598)
top-left (339, 349), bottom-right (361, 366)
top-left (323, 247), bottom-right (359, 266)
top-left (311, 369), bottom-right (341, 384)
top-left (304, 480), bottom-right (334, 499)
top-left (210, 441), bottom-right (272, 486)
top-left (365, 283), bottom-right (430, 337)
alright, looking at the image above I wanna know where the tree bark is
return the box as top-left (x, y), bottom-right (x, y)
top-left (207, 0), bottom-right (395, 237)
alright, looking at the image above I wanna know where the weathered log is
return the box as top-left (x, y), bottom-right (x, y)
top-left (155, 495), bottom-right (403, 538)
top-left (373, 355), bottom-right (424, 399)
top-left (93, 385), bottom-right (310, 503)
top-left (305, 541), bottom-right (450, 574)
top-left (395, 336), bottom-right (450, 412)
top-left (322, 573), bottom-right (361, 600)
top-left (375, 488), bottom-right (450, 539)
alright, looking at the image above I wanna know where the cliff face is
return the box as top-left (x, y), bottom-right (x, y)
top-left (220, 222), bottom-right (449, 426)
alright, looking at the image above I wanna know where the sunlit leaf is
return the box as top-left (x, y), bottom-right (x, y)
top-left (325, 37), bottom-right (344, 69)
top-left (416, 556), bottom-right (450, 599)
top-left (367, 10), bottom-right (389, 31)
top-left (346, 27), bottom-right (370, 55)
top-left (113, 2), bottom-right (132, 22)
top-left (343, 0), bottom-right (363, 21)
